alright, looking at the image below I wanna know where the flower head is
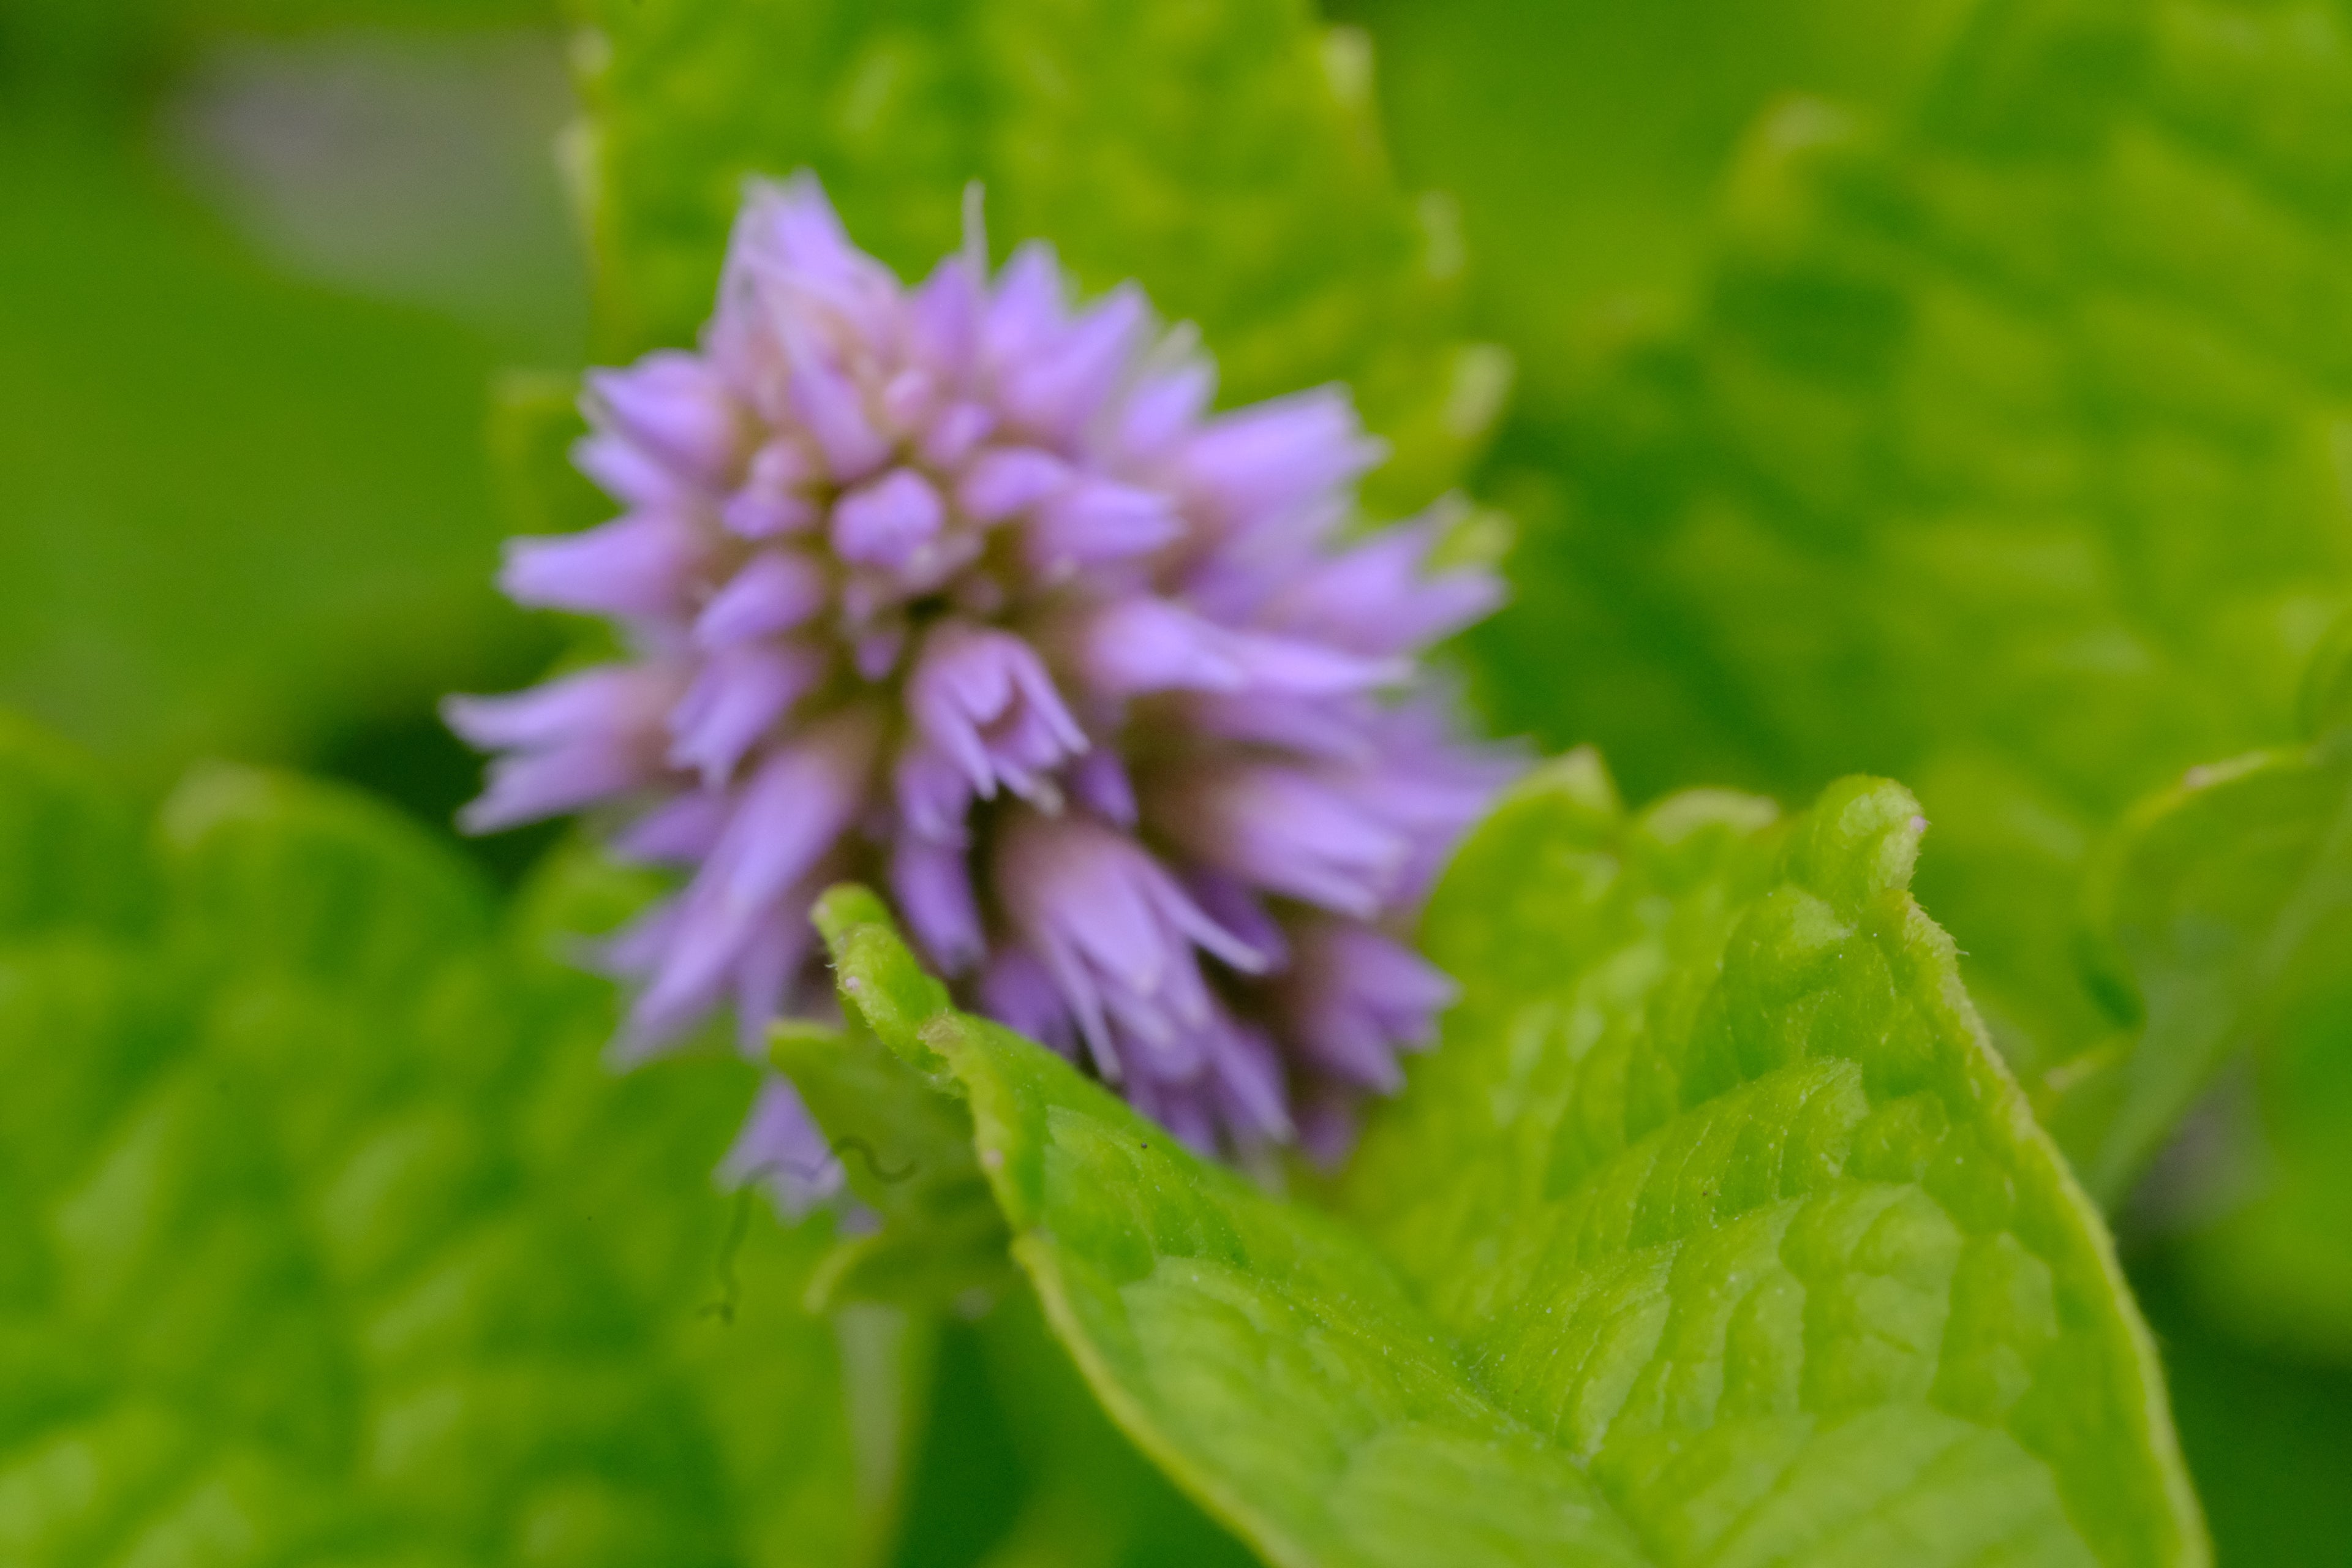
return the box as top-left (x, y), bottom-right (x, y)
top-left (450, 174), bottom-right (1509, 1195)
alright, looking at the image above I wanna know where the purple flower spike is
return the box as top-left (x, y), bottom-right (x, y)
top-left (448, 172), bottom-right (1513, 1170)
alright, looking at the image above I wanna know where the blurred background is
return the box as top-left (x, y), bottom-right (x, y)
top-left (1, 0), bottom-right (578, 872)
top-left (2, 0), bottom-right (2345, 1559)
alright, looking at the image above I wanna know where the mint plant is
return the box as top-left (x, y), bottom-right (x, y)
top-left (1446, 0), bottom-right (2352, 1182)
top-left (0, 720), bottom-right (875, 1564)
top-left (782, 766), bottom-right (2202, 1565)
top-left (6, 0), bottom-right (2348, 1559)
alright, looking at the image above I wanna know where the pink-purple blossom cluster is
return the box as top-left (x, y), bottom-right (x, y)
top-left (448, 175), bottom-right (1508, 1197)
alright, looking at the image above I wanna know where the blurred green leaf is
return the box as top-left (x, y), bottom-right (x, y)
top-left (182, 1), bottom-right (560, 34)
top-left (811, 888), bottom-right (1639, 1568)
top-left (2166, 973), bottom-right (2352, 1364)
top-left (2, 0), bottom-right (558, 97)
top-left (0, 123), bottom-right (552, 780)
top-left (2127, 1249), bottom-right (2352, 1566)
top-left (960, 1292), bottom-right (1261, 1568)
top-left (1337, 0), bottom-right (1970, 397)
top-left (571, 0), bottom-right (1499, 508)
top-left (1457, 0), bottom-right (2352, 1115)
top-left (883, 1292), bottom-right (1261, 1568)
top-left (1344, 754), bottom-right (2205, 1567)
top-left (804, 762), bottom-right (2205, 1567)
top-left (491, 371), bottom-right (606, 540)
top-left (2054, 633), bottom-right (2352, 1352)
top-left (2059, 710), bottom-right (2352, 1204)
top-left (0, 717), bottom-right (887, 1565)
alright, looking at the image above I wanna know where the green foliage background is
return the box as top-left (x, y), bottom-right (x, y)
top-left (1, 0), bottom-right (2348, 1561)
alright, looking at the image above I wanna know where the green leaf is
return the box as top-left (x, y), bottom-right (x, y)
top-left (775, 895), bottom-right (1270, 1563)
top-left (789, 891), bottom-right (1011, 1316)
top-left (809, 889), bottom-right (1641, 1568)
top-left (2166, 971), bottom-right (2352, 1364)
top-left (1344, 755), bottom-right (2206, 1567)
top-left (805, 774), bottom-right (2203, 1567)
top-left (876, 1286), bottom-right (1263, 1568)
top-left (0, 120), bottom-right (550, 780)
top-left (1453, 0), bottom-right (2352, 1113)
top-left (957, 1291), bottom-right (1262, 1568)
top-left (771, 1014), bottom-right (1014, 1314)
top-left (0, 721), bottom-right (888, 1566)
top-left (2059, 721), bottom-right (2352, 1204)
top-left (1337, 0), bottom-right (1968, 399)
top-left (2130, 1246), bottom-right (2352, 1562)
top-left (0, 713), bottom-right (154, 945)
top-left (571, 0), bottom-right (1498, 507)
top-left (490, 371), bottom-right (608, 542)
top-left (2050, 643), bottom-right (2352, 1346)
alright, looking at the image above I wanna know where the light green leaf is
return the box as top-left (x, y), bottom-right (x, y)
top-left (770, 1011), bottom-right (1014, 1314)
top-left (0, 719), bottom-right (886, 1566)
top-left (1345, 755), bottom-right (2207, 1567)
top-left (805, 763), bottom-right (2203, 1567)
top-left (571, 0), bottom-right (1497, 507)
top-left (1453, 0), bottom-right (2352, 1117)
top-left (810, 889), bottom-right (1642, 1568)
top-left (776, 893), bottom-right (1271, 1564)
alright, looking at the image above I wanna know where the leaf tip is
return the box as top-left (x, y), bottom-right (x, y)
top-left (813, 883), bottom-right (954, 1071)
top-left (1786, 775), bottom-right (1925, 911)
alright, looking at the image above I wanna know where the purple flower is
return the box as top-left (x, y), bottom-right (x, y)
top-left (448, 173), bottom-right (1510, 1180)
